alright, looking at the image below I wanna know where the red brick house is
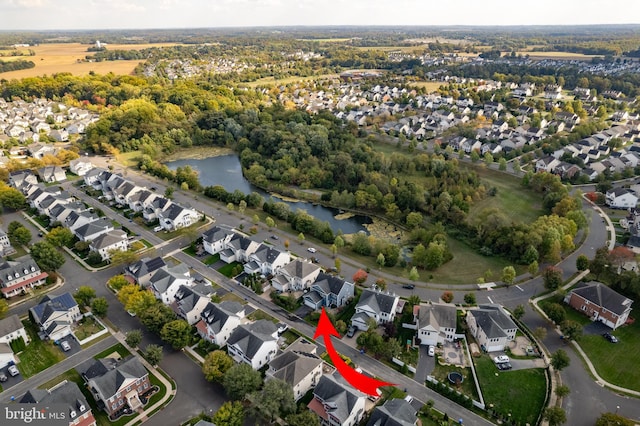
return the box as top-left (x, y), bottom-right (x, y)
top-left (564, 281), bottom-right (633, 330)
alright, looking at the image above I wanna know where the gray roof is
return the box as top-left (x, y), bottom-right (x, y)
top-left (268, 350), bottom-right (322, 388)
top-left (251, 245), bottom-right (285, 263)
top-left (572, 281), bottom-right (633, 316)
top-left (74, 218), bottom-right (112, 239)
top-left (163, 203), bottom-right (186, 220)
top-left (85, 356), bottom-right (148, 401)
top-left (357, 289), bottom-right (398, 315)
top-left (417, 303), bottom-right (457, 331)
top-left (0, 255), bottom-right (41, 286)
top-left (281, 259), bottom-right (321, 279)
top-left (312, 273), bottom-right (350, 297)
top-left (201, 301), bottom-right (244, 333)
top-left (367, 398), bottom-right (417, 426)
top-left (90, 229), bottom-right (127, 250)
top-left (30, 292), bottom-right (77, 325)
top-left (126, 257), bottom-right (166, 280)
top-left (20, 381), bottom-right (92, 421)
top-left (150, 264), bottom-right (190, 294)
top-left (313, 374), bottom-right (365, 424)
top-left (0, 314), bottom-right (23, 338)
top-left (202, 226), bottom-right (233, 243)
top-left (469, 305), bottom-right (517, 339)
top-left (227, 319), bottom-right (278, 359)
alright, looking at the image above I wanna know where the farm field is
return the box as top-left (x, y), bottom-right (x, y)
top-left (515, 51), bottom-right (601, 60)
top-left (240, 73), bottom-right (339, 87)
top-left (0, 42), bottom-right (181, 79)
top-left (407, 81), bottom-right (444, 93)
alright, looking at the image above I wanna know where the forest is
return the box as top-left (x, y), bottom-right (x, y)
top-left (0, 59), bottom-right (35, 74)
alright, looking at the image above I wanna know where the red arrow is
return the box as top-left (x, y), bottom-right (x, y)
top-left (314, 307), bottom-right (395, 396)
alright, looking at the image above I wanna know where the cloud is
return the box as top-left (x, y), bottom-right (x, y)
top-left (88, 0), bottom-right (146, 12)
top-left (1, 0), bottom-right (49, 8)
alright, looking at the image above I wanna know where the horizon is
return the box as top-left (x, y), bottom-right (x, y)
top-left (1, 0), bottom-right (639, 31)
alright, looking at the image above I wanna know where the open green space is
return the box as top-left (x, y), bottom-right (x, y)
top-left (431, 361), bottom-right (478, 400)
top-left (115, 150), bottom-right (141, 168)
top-left (73, 316), bottom-right (105, 341)
top-left (93, 343), bottom-right (131, 360)
top-left (203, 253), bottom-right (220, 265)
top-left (538, 295), bottom-right (591, 326)
top-left (16, 321), bottom-right (66, 378)
top-left (578, 319), bottom-right (640, 392)
top-left (217, 261), bottom-right (242, 277)
top-left (247, 309), bottom-right (278, 323)
top-left (474, 356), bottom-right (546, 425)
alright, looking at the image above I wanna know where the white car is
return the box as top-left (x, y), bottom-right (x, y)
top-left (428, 345), bottom-right (435, 357)
top-left (494, 355), bottom-right (510, 364)
top-left (61, 341), bottom-right (71, 352)
top-left (307, 247), bottom-right (317, 253)
top-left (7, 365), bottom-right (19, 377)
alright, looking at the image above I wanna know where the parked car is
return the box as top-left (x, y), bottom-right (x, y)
top-left (7, 365), bottom-right (19, 377)
top-left (428, 345), bottom-right (435, 357)
top-left (497, 362), bottom-right (512, 370)
top-left (402, 284), bottom-right (415, 289)
top-left (0, 372), bottom-right (7, 382)
top-left (153, 226), bottom-right (163, 232)
top-left (494, 355), bottom-right (510, 364)
top-left (307, 247), bottom-right (317, 253)
top-left (61, 341), bottom-right (71, 351)
top-left (311, 257), bottom-right (319, 264)
top-left (603, 332), bottom-right (619, 343)
top-left (270, 235), bottom-right (279, 240)
top-left (346, 326), bottom-right (356, 338)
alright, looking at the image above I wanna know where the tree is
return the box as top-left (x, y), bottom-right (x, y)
top-left (7, 223), bottom-right (31, 247)
top-left (551, 349), bottom-right (570, 371)
top-left (576, 254), bottom-right (589, 271)
top-left (125, 330), bottom-right (142, 348)
top-left (545, 303), bottom-right (566, 324)
top-left (334, 257), bottom-right (341, 272)
top-left (498, 157), bottom-right (507, 171)
top-left (560, 320), bottom-right (583, 341)
top-left (143, 344), bottom-right (163, 366)
top-left (285, 409), bottom-right (321, 426)
top-left (30, 241), bottom-right (65, 271)
top-left (375, 278), bottom-right (387, 291)
top-left (223, 363), bottom-right (262, 400)
top-left (74, 286), bottom-right (96, 308)
top-left (501, 266), bottom-right (516, 286)
top-left (109, 249), bottom-right (138, 266)
top-left (376, 252), bottom-right (386, 268)
top-left (107, 275), bottom-right (129, 291)
top-left (464, 293), bottom-right (476, 305)
top-left (297, 232), bottom-right (305, 244)
top-left (334, 235), bottom-right (345, 251)
top-left (408, 295), bottom-right (421, 307)
top-left (160, 319), bottom-right (192, 350)
top-left (139, 303), bottom-right (177, 334)
top-left (86, 251), bottom-right (103, 265)
top-left (352, 269), bottom-right (368, 285)
top-left (284, 239), bottom-right (290, 249)
top-left (202, 350), bottom-right (234, 383)
top-left (0, 299), bottom-right (8, 320)
top-left (513, 304), bottom-right (525, 320)
top-left (45, 226), bottom-right (74, 247)
top-left (124, 287), bottom-right (156, 316)
top-left (405, 212), bottom-right (423, 229)
top-left (90, 297), bottom-right (108, 317)
top-left (528, 260), bottom-right (539, 277)
top-left (165, 186), bottom-right (174, 199)
top-left (441, 291), bottom-right (454, 303)
top-left (409, 266), bottom-right (419, 282)
top-left (555, 385), bottom-right (570, 398)
top-left (212, 401), bottom-right (245, 426)
top-left (238, 200), bottom-right (247, 214)
top-left (330, 244), bottom-right (337, 257)
top-left (543, 266), bottom-right (563, 291)
top-left (0, 184), bottom-right (26, 210)
top-left (543, 406), bottom-right (567, 426)
top-left (265, 216), bottom-right (275, 228)
top-left (533, 327), bottom-right (547, 341)
top-left (248, 379), bottom-right (296, 423)
top-left (595, 412), bottom-right (634, 426)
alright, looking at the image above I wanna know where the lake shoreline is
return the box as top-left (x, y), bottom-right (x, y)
top-left (161, 146), bottom-right (234, 162)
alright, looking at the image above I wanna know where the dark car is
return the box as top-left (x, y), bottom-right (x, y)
top-left (150, 186), bottom-right (157, 191)
top-left (497, 362), bottom-right (512, 370)
top-left (346, 326), bottom-right (356, 338)
top-left (603, 332), bottom-right (619, 343)
top-left (270, 235), bottom-right (279, 240)
top-left (402, 284), bottom-right (415, 289)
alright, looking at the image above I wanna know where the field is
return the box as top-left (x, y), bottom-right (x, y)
top-left (240, 73), bottom-right (339, 88)
top-left (0, 42), bottom-right (180, 79)
top-left (407, 81), bottom-right (444, 93)
top-left (515, 51), bottom-right (601, 60)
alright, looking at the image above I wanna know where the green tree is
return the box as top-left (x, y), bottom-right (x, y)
top-left (0, 184), bottom-right (26, 210)
top-left (334, 235), bottom-right (345, 251)
top-left (164, 186), bottom-right (174, 199)
top-left (0, 299), bottom-right (8, 320)
top-left (409, 266), bottom-right (419, 281)
top-left (543, 266), bottom-right (563, 291)
top-left (297, 232), bottom-right (305, 244)
top-left (107, 275), bottom-right (129, 291)
top-left (560, 320), bottom-right (583, 341)
top-left (498, 157), bottom-right (507, 171)
top-left (202, 350), bottom-right (234, 383)
top-left (30, 240), bottom-right (65, 271)
top-left (595, 412), bottom-right (634, 426)
top-left (330, 244), bottom-right (338, 257)
top-left (124, 288), bottom-right (157, 316)
top-left (143, 344), bottom-right (163, 366)
top-left (285, 409), bottom-right (321, 426)
top-left (45, 226), bottom-right (74, 247)
top-left (555, 385), bottom-right (570, 398)
top-left (139, 303), bottom-right (177, 334)
top-left (265, 217), bottom-right (275, 228)
top-left (212, 401), bottom-right (245, 426)
top-left (528, 260), bottom-right (539, 276)
top-left (8, 224), bottom-right (31, 247)
top-left (545, 303), bottom-right (566, 324)
top-left (501, 266), bottom-right (516, 286)
top-left (248, 379), bottom-right (296, 423)
top-left (125, 330), bottom-right (142, 348)
top-left (90, 297), bottom-right (108, 317)
top-left (109, 249), bottom-right (138, 266)
top-left (160, 319), bottom-right (192, 350)
top-left (543, 406), bottom-right (566, 426)
top-left (74, 286), bottom-right (96, 308)
top-left (238, 200), bottom-right (247, 214)
top-left (425, 242), bottom-right (445, 270)
top-left (576, 254), bottom-right (589, 271)
top-left (464, 293), bottom-right (476, 305)
top-left (405, 212), bottom-right (423, 229)
top-left (533, 327), bottom-right (547, 341)
top-left (223, 363), bottom-right (262, 400)
top-left (512, 304), bottom-right (525, 320)
top-left (376, 252), bottom-right (386, 268)
top-left (551, 349), bottom-right (570, 371)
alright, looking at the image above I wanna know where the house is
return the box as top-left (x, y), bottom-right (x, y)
top-left (202, 226), bottom-right (235, 255)
top-left (244, 244), bottom-right (291, 276)
top-left (65, 211), bottom-right (100, 233)
top-left (351, 289), bottom-right (400, 331)
top-left (149, 263), bottom-right (193, 305)
top-left (122, 256), bottom-right (164, 286)
top-left (157, 203), bottom-right (201, 231)
top-left (50, 129), bottom-right (69, 142)
top-left (196, 301), bottom-right (246, 347)
top-left (413, 303), bottom-right (458, 347)
top-left (127, 189), bottom-right (159, 212)
top-left (535, 156), bottom-right (560, 173)
top-left (74, 217), bottom-right (114, 242)
top-left (303, 273), bottom-right (355, 310)
top-left (226, 319), bottom-right (279, 370)
top-left (219, 234), bottom-right (261, 263)
top-left (564, 281), bottom-right (633, 329)
top-left (271, 259), bottom-right (322, 292)
top-left (0, 255), bottom-right (48, 299)
top-left (171, 283), bottom-right (214, 325)
top-left (0, 314), bottom-right (29, 346)
top-left (606, 188), bottom-right (638, 209)
top-left (19, 381), bottom-right (97, 426)
top-left (366, 398), bottom-right (418, 426)
top-left (308, 373), bottom-right (367, 426)
top-left (27, 142), bottom-right (56, 159)
top-left (89, 230), bottom-right (129, 261)
top-left (0, 229), bottom-right (14, 257)
top-left (466, 304), bottom-right (517, 353)
top-left (9, 169), bottom-right (38, 189)
top-left (266, 339), bottom-right (324, 401)
top-left (29, 292), bottom-right (81, 341)
top-left (81, 356), bottom-right (151, 418)
top-left (543, 84), bottom-right (563, 100)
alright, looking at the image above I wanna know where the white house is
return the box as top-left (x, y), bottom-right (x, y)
top-left (219, 234), bottom-right (261, 263)
top-left (149, 264), bottom-right (193, 305)
top-left (413, 303), bottom-right (458, 347)
top-left (606, 188), bottom-right (638, 209)
top-left (351, 289), bottom-right (400, 331)
top-left (172, 284), bottom-right (214, 325)
top-left (303, 273), bottom-right (355, 310)
top-left (244, 244), bottom-right (291, 276)
top-left (308, 374), bottom-right (367, 426)
top-left (196, 301), bottom-right (246, 347)
top-left (158, 203), bottom-right (201, 231)
top-left (202, 226), bottom-right (235, 255)
top-left (89, 229), bottom-right (129, 261)
top-left (466, 304), bottom-right (517, 353)
top-left (271, 259), bottom-right (322, 292)
top-left (266, 339), bottom-right (324, 401)
top-left (29, 292), bottom-right (82, 341)
top-left (226, 320), bottom-right (279, 370)
top-left (0, 314), bottom-right (29, 347)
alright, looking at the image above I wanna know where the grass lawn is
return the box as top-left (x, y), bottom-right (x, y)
top-left (431, 359), bottom-right (478, 400)
top-left (203, 253), bottom-right (220, 265)
top-left (220, 291), bottom-right (246, 304)
top-left (93, 343), bottom-right (131, 360)
top-left (468, 167), bottom-right (544, 225)
top-left (130, 241), bottom-right (146, 251)
top-left (474, 356), bottom-right (546, 425)
top-left (140, 239), bottom-right (154, 248)
top-left (116, 151), bottom-right (142, 168)
top-left (538, 295), bottom-right (591, 326)
top-left (73, 316), bottom-right (105, 341)
top-left (578, 319), bottom-right (640, 391)
top-left (16, 321), bottom-right (66, 378)
top-left (247, 309), bottom-right (278, 323)
top-left (217, 261), bottom-right (242, 278)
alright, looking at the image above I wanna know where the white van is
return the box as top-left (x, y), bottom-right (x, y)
top-left (153, 226), bottom-right (164, 232)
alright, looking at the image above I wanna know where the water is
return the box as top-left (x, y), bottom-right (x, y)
top-left (166, 155), bottom-right (370, 234)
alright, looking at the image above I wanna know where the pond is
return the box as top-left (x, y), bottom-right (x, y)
top-left (166, 155), bottom-right (370, 234)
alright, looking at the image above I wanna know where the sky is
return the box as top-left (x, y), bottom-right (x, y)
top-left (0, 0), bottom-right (639, 30)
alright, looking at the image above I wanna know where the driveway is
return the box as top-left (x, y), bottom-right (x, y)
top-left (414, 345), bottom-right (434, 384)
top-left (509, 358), bottom-right (547, 371)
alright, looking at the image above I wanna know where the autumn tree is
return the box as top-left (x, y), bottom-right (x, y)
top-left (352, 269), bottom-right (368, 285)
top-left (441, 291), bottom-right (454, 303)
top-left (213, 401), bottom-right (245, 426)
top-left (202, 350), bottom-right (234, 383)
top-left (90, 297), bottom-right (108, 317)
top-left (107, 275), bottom-right (129, 291)
top-left (45, 226), bottom-right (74, 247)
top-left (608, 246), bottom-right (634, 269)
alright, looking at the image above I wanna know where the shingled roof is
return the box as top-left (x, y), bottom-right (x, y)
top-left (571, 281), bottom-right (633, 316)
